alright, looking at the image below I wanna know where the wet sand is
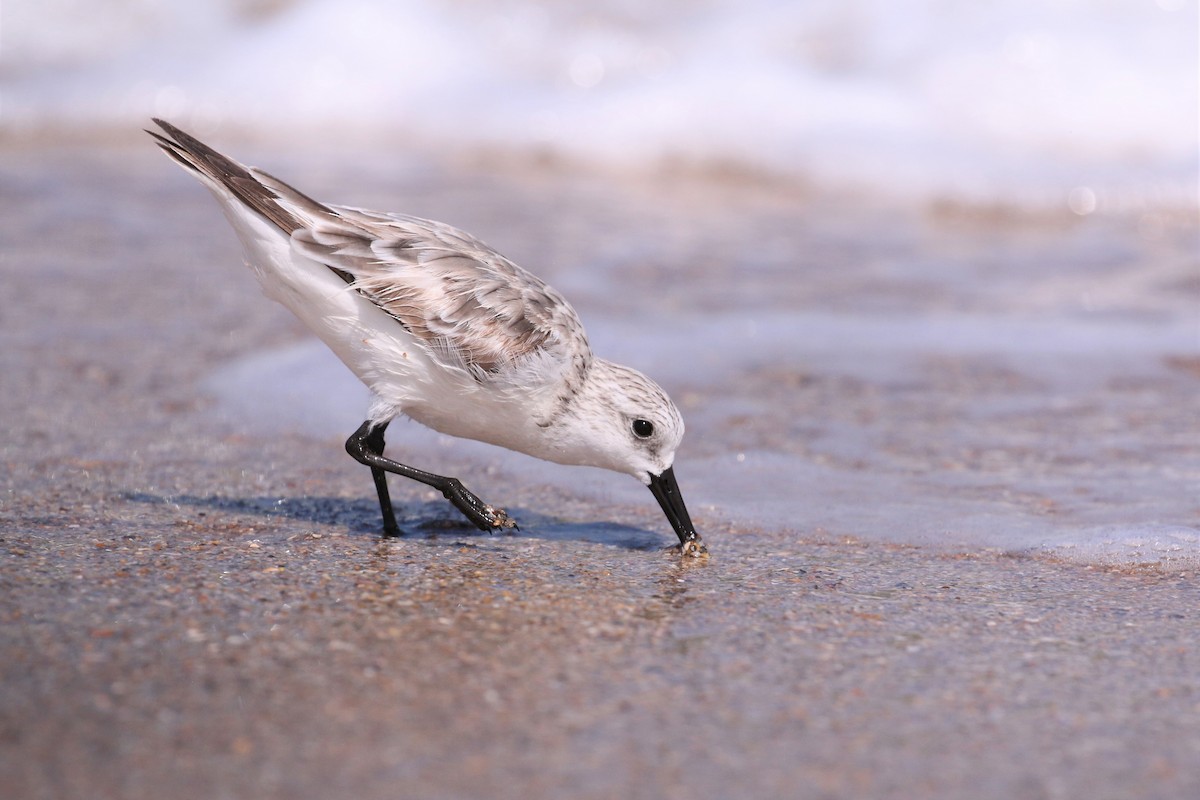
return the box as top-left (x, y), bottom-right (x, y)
top-left (2, 141), bottom-right (1198, 799)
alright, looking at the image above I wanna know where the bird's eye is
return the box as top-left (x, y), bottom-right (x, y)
top-left (632, 419), bottom-right (655, 439)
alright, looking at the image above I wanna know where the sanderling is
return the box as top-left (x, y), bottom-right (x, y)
top-left (148, 119), bottom-right (705, 557)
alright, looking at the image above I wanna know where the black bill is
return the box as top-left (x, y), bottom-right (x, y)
top-left (648, 466), bottom-right (703, 550)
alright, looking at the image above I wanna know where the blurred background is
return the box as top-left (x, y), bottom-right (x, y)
top-left (3, 0), bottom-right (1196, 211)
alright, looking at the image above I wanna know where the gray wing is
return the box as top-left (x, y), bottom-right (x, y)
top-left (148, 118), bottom-right (589, 385)
top-left (291, 204), bottom-right (592, 383)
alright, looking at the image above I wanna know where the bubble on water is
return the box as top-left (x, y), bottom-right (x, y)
top-left (153, 85), bottom-right (188, 118)
top-left (1067, 186), bottom-right (1097, 216)
top-left (568, 53), bottom-right (605, 89)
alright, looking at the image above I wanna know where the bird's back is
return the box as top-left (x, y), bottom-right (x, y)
top-left (149, 119), bottom-right (593, 435)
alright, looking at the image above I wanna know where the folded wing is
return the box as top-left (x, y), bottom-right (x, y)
top-left (291, 208), bottom-right (592, 384)
top-left (150, 118), bottom-right (591, 387)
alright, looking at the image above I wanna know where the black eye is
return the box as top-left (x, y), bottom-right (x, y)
top-left (632, 419), bottom-right (655, 439)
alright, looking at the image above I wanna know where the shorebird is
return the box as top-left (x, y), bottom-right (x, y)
top-left (149, 119), bottom-right (705, 556)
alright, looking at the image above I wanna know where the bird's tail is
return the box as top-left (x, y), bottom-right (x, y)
top-left (147, 118), bottom-right (330, 235)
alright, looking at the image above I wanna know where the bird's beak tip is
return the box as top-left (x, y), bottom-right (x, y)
top-left (647, 466), bottom-right (703, 552)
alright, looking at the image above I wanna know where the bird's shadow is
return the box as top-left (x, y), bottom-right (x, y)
top-left (123, 491), bottom-right (668, 551)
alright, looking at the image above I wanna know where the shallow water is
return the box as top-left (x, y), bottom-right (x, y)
top-left (194, 160), bottom-right (1199, 567)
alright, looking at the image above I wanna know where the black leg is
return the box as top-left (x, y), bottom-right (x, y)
top-left (362, 423), bottom-right (400, 537)
top-left (345, 420), bottom-right (517, 535)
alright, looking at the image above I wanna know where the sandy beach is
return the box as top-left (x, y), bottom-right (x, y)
top-left (2, 141), bottom-right (1198, 799)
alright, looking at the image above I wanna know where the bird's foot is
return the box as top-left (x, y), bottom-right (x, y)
top-left (482, 505), bottom-right (519, 532)
top-left (673, 537), bottom-right (709, 559)
top-left (454, 501), bottom-right (519, 533)
top-left (442, 478), bottom-right (519, 533)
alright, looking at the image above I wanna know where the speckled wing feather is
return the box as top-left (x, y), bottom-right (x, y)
top-left (291, 205), bottom-right (592, 384)
top-left (150, 117), bottom-right (591, 387)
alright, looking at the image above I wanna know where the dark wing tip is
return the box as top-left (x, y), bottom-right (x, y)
top-left (146, 118), bottom-right (306, 234)
top-left (151, 118), bottom-right (203, 148)
top-left (147, 118), bottom-right (255, 182)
